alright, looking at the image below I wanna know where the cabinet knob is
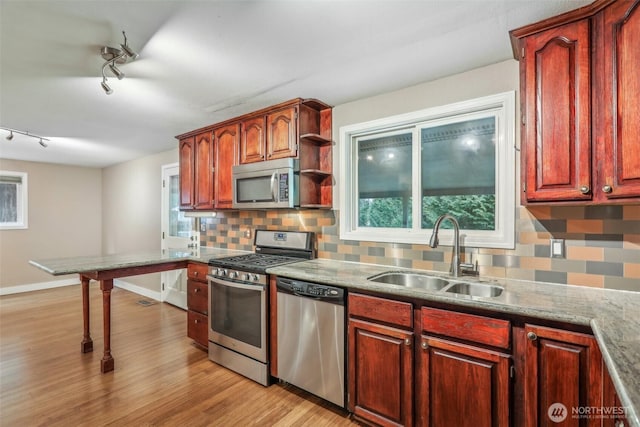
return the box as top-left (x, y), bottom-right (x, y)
top-left (421, 341), bottom-right (428, 350)
top-left (404, 338), bottom-right (411, 346)
top-left (579, 185), bottom-right (590, 195)
top-left (194, 271), bottom-right (199, 276)
top-left (602, 184), bottom-right (613, 194)
top-left (527, 331), bottom-right (538, 341)
top-left (194, 288), bottom-right (200, 293)
top-left (194, 319), bottom-right (200, 324)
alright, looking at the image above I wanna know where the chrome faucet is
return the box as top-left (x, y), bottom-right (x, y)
top-left (428, 214), bottom-right (474, 277)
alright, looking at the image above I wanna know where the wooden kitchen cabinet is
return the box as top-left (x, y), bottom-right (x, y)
top-left (177, 97), bottom-right (333, 209)
top-left (417, 307), bottom-right (511, 427)
top-left (348, 293), bottom-right (414, 427)
top-left (214, 123), bottom-right (239, 209)
top-left (178, 131), bottom-right (215, 210)
top-left (186, 262), bottom-right (209, 348)
top-left (511, 0), bottom-right (640, 204)
top-left (520, 324), bottom-right (603, 427)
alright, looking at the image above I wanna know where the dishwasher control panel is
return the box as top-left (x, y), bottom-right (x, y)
top-left (277, 278), bottom-right (345, 302)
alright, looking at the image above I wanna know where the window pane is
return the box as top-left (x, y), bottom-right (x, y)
top-left (357, 131), bottom-right (413, 228)
top-left (421, 117), bottom-right (496, 230)
top-left (169, 176), bottom-right (192, 237)
top-left (0, 183), bottom-right (18, 223)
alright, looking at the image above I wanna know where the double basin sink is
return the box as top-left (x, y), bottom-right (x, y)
top-left (368, 271), bottom-right (504, 298)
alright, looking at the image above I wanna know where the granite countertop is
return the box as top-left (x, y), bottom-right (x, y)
top-left (267, 258), bottom-right (640, 427)
top-left (28, 247), bottom-right (248, 276)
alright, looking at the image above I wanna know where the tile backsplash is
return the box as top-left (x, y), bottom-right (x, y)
top-left (200, 205), bottom-right (640, 292)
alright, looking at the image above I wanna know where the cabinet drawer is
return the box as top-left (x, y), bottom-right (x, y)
top-left (188, 262), bottom-right (208, 282)
top-left (349, 293), bottom-right (413, 329)
top-left (187, 280), bottom-right (208, 314)
top-left (187, 310), bottom-right (208, 348)
top-left (421, 307), bottom-right (510, 349)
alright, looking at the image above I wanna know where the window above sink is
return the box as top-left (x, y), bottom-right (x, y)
top-left (338, 91), bottom-right (516, 249)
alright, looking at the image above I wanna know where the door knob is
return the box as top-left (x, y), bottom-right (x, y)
top-left (527, 331), bottom-right (538, 341)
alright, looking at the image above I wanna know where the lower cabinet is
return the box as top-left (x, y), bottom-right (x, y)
top-left (348, 293), bottom-right (414, 427)
top-left (521, 324), bottom-right (604, 427)
top-left (186, 262), bottom-right (209, 349)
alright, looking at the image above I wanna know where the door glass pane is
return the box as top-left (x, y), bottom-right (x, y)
top-left (169, 175), bottom-right (192, 238)
top-left (421, 117), bottom-right (496, 230)
top-left (357, 131), bottom-right (413, 228)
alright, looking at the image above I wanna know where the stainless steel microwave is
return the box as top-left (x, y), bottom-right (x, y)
top-left (232, 158), bottom-right (299, 209)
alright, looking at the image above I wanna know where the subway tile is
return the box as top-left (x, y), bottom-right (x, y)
top-left (535, 270), bottom-right (567, 284)
top-left (566, 273), bottom-right (604, 288)
top-left (586, 261), bottom-right (624, 277)
top-left (603, 248), bottom-right (640, 263)
top-left (492, 255), bottom-right (520, 268)
top-left (534, 245), bottom-right (551, 258)
top-left (623, 234), bottom-right (640, 249)
top-left (524, 206), bottom-right (552, 219)
top-left (367, 247), bottom-right (385, 257)
top-left (584, 205), bottom-right (623, 219)
top-left (566, 219), bottom-right (603, 233)
top-left (506, 268), bottom-right (535, 281)
top-left (519, 232), bottom-right (551, 245)
top-left (534, 219), bottom-right (567, 233)
top-left (604, 276), bottom-right (640, 292)
top-left (625, 263), bottom-right (640, 279)
top-left (624, 205), bottom-right (640, 220)
top-left (551, 259), bottom-right (586, 274)
top-left (550, 206), bottom-right (586, 219)
top-left (603, 220), bottom-right (640, 234)
top-left (585, 234), bottom-right (624, 248)
top-left (566, 246), bottom-right (604, 261)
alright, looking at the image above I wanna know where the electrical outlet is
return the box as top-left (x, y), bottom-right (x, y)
top-left (244, 228), bottom-right (251, 239)
top-left (200, 222), bottom-right (206, 232)
top-left (550, 238), bottom-right (565, 258)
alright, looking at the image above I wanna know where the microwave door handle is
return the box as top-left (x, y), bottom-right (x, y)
top-left (270, 172), bottom-right (278, 202)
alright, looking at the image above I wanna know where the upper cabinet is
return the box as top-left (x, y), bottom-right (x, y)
top-left (179, 131), bottom-right (215, 210)
top-left (511, 0), bottom-right (640, 204)
top-left (176, 98), bottom-right (333, 210)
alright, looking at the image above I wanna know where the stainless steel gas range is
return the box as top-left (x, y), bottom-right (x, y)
top-left (207, 230), bottom-right (315, 386)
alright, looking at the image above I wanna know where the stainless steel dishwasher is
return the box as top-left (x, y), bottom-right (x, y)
top-left (276, 277), bottom-right (345, 408)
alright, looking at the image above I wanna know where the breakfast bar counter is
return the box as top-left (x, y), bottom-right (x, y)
top-left (29, 247), bottom-right (246, 373)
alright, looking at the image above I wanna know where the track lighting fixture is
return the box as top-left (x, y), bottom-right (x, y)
top-left (99, 31), bottom-right (138, 95)
top-left (0, 127), bottom-right (50, 148)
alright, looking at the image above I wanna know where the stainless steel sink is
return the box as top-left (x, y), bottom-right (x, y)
top-left (443, 282), bottom-right (504, 298)
top-left (367, 272), bottom-right (450, 291)
top-left (368, 271), bottom-right (504, 298)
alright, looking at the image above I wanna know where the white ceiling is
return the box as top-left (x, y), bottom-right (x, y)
top-left (0, 0), bottom-right (592, 168)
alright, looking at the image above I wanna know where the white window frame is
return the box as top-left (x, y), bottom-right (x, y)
top-left (339, 91), bottom-right (515, 249)
top-left (0, 171), bottom-right (28, 230)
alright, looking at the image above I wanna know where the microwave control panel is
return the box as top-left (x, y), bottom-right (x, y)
top-left (279, 173), bottom-right (289, 201)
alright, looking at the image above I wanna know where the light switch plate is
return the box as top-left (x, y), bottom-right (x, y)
top-left (550, 238), bottom-right (565, 258)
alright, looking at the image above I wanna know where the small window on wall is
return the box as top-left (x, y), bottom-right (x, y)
top-left (339, 92), bottom-right (515, 249)
top-left (0, 171), bottom-right (28, 230)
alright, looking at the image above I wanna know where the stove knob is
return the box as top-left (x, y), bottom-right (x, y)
top-left (228, 271), bottom-right (238, 279)
top-left (241, 274), bottom-right (250, 281)
top-left (216, 268), bottom-right (226, 276)
top-left (251, 274), bottom-right (260, 281)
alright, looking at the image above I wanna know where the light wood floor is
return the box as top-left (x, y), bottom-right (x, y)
top-left (0, 285), bottom-right (357, 426)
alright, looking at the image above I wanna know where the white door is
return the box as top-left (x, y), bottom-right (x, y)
top-left (161, 163), bottom-right (193, 309)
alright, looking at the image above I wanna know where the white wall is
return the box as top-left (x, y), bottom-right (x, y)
top-left (0, 159), bottom-right (102, 289)
top-left (101, 148), bottom-right (178, 292)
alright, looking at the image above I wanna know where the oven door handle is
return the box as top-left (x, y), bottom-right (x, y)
top-left (208, 276), bottom-right (265, 292)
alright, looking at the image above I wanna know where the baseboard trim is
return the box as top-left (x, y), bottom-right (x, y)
top-left (0, 278), bottom-right (79, 296)
top-left (114, 279), bottom-right (161, 302)
top-left (1, 278), bottom-right (161, 301)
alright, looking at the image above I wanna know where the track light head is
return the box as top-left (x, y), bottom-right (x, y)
top-left (108, 62), bottom-right (125, 80)
top-left (120, 43), bottom-right (138, 60)
top-left (101, 79), bottom-right (113, 95)
top-left (6, 131), bottom-right (13, 141)
top-left (38, 138), bottom-right (48, 148)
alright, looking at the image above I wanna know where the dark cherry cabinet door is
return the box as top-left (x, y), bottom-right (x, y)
top-left (599, 0), bottom-right (640, 201)
top-left (193, 131), bottom-right (214, 210)
top-left (523, 324), bottom-right (603, 427)
top-left (523, 20), bottom-right (592, 202)
top-left (240, 116), bottom-right (266, 164)
top-left (214, 123), bottom-right (239, 209)
top-left (266, 107), bottom-right (297, 160)
top-left (417, 336), bottom-right (510, 427)
top-left (348, 318), bottom-right (413, 427)
top-left (179, 137), bottom-right (195, 209)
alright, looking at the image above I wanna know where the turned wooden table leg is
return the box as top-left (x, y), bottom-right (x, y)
top-left (80, 275), bottom-right (93, 353)
top-left (100, 279), bottom-right (115, 373)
